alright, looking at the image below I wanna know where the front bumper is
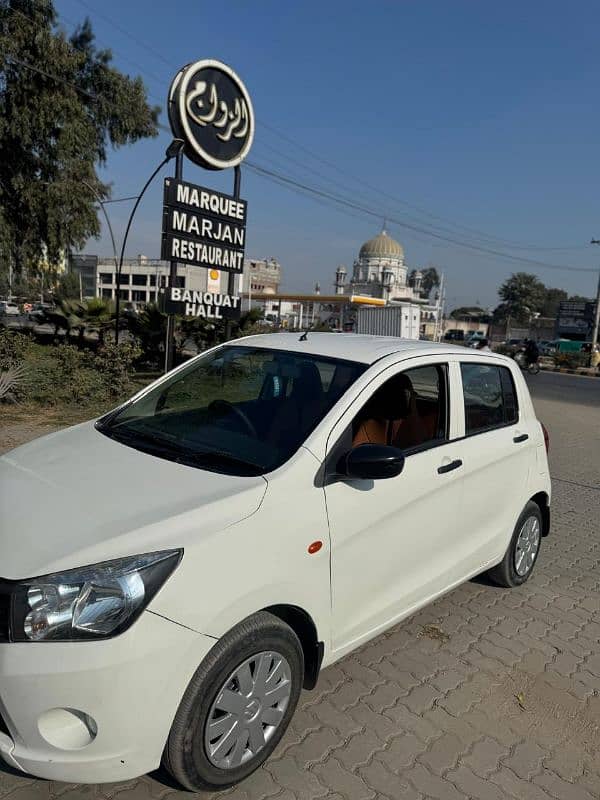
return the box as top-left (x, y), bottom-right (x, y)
top-left (0, 611), bottom-right (215, 783)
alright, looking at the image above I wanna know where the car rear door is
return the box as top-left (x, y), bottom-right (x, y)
top-left (323, 355), bottom-right (465, 657)
top-left (453, 356), bottom-right (535, 571)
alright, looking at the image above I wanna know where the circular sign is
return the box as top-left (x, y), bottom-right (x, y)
top-left (168, 59), bottom-right (255, 171)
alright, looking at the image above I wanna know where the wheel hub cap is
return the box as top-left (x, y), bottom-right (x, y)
top-left (515, 516), bottom-right (540, 576)
top-left (204, 651), bottom-right (292, 770)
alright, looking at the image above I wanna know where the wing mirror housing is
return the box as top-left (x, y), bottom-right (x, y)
top-left (340, 444), bottom-right (405, 480)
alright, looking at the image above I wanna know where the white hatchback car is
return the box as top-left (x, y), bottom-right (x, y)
top-left (0, 334), bottom-right (551, 791)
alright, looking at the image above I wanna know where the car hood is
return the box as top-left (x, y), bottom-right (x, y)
top-left (0, 422), bottom-right (267, 579)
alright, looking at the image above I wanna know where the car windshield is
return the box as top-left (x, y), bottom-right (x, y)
top-left (98, 345), bottom-right (366, 476)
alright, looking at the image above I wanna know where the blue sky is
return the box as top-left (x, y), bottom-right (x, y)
top-left (56, 0), bottom-right (600, 308)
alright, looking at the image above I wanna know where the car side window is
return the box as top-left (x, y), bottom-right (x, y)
top-left (461, 363), bottom-right (519, 434)
top-left (351, 363), bottom-right (449, 452)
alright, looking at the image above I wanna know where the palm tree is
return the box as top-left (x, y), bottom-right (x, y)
top-left (82, 298), bottom-right (114, 346)
top-left (42, 299), bottom-right (85, 341)
top-left (126, 303), bottom-right (168, 366)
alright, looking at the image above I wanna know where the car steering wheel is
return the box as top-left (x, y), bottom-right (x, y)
top-left (208, 400), bottom-right (258, 438)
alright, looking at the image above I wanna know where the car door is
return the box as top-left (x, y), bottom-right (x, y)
top-left (323, 356), bottom-right (464, 656)
top-left (453, 357), bottom-right (535, 570)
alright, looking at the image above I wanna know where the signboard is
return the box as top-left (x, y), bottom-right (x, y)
top-left (161, 178), bottom-right (247, 274)
top-left (557, 300), bottom-right (595, 337)
top-left (162, 286), bottom-right (241, 320)
top-left (168, 59), bottom-right (255, 171)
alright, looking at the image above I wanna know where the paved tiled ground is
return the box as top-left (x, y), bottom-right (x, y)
top-left (1, 372), bottom-right (599, 799)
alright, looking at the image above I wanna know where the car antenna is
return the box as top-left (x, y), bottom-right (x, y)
top-left (299, 330), bottom-right (308, 341)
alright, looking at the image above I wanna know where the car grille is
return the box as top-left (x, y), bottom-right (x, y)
top-left (0, 583), bottom-right (10, 643)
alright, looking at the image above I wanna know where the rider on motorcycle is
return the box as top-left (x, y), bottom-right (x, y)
top-left (524, 339), bottom-right (540, 366)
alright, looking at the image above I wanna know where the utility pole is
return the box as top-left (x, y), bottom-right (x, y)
top-left (590, 240), bottom-right (600, 347)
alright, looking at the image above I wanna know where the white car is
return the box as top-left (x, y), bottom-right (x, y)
top-left (0, 334), bottom-right (551, 791)
top-left (0, 300), bottom-right (19, 316)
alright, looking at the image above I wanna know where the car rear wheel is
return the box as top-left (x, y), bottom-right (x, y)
top-left (163, 611), bottom-right (304, 792)
top-left (487, 501), bottom-right (542, 587)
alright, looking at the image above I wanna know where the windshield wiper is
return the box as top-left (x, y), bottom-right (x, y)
top-left (100, 425), bottom-right (265, 475)
top-left (175, 450), bottom-right (265, 475)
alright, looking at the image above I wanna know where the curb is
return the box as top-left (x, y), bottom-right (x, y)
top-left (539, 366), bottom-right (600, 377)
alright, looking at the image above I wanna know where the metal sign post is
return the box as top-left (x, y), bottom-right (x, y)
top-left (165, 147), bottom-right (184, 372)
top-left (226, 165), bottom-right (242, 338)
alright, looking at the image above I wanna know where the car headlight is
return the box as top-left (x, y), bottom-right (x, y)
top-left (9, 550), bottom-right (182, 642)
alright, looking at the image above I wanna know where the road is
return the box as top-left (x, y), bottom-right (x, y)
top-left (0, 371), bottom-right (598, 800)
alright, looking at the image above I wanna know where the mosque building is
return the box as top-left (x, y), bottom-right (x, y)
top-left (332, 228), bottom-right (445, 338)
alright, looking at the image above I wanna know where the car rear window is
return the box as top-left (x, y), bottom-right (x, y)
top-left (461, 363), bottom-right (519, 435)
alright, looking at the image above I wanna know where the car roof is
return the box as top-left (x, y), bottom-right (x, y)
top-left (231, 332), bottom-right (506, 366)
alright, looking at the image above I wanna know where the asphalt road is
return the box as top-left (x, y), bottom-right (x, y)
top-left (0, 370), bottom-right (598, 800)
top-left (528, 370), bottom-right (600, 409)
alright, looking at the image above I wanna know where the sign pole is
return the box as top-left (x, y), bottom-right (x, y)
top-left (226, 165), bottom-right (242, 339)
top-left (165, 149), bottom-right (184, 372)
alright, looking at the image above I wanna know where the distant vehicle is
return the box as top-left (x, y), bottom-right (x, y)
top-left (444, 329), bottom-right (465, 341)
top-left (543, 339), bottom-right (584, 355)
top-left (0, 300), bottom-right (19, 316)
top-left (465, 332), bottom-right (487, 348)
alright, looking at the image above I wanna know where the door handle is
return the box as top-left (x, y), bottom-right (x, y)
top-left (438, 459), bottom-right (463, 474)
top-left (513, 434), bottom-right (529, 443)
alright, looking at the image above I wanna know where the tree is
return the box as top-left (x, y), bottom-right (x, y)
top-left (494, 273), bottom-right (546, 322)
top-left (409, 267), bottom-right (440, 298)
top-left (55, 272), bottom-right (80, 300)
top-left (449, 306), bottom-right (491, 322)
top-left (0, 0), bottom-right (159, 277)
top-left (541, 287), bottom-right (568, 318)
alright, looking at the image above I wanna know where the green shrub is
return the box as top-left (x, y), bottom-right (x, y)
top-left (0, 329), bottom-right (33, 370)
top-left (94, 342), bottom-right (142, 398)
top-left (553, 351), bottom-right (588, 370)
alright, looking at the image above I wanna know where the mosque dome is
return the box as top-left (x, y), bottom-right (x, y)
top-left (359, 229), bottom-right (404, 260)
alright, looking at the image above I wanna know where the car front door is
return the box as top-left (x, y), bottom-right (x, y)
top-left (323, 356), bottom-right (465, 657)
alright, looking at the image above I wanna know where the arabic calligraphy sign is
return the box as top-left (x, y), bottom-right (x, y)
top-left (168, 59), bottom-right (255, 170)
top-left (161, 177), bottom-right (247, 274)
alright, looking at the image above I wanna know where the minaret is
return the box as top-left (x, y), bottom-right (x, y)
top-left (335, 265), bottom-right (347, 295)
top-left (413, 270), bottom-right (423, 295)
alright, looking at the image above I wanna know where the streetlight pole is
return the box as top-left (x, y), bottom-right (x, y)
top-left (116, 139), bottom-right (184, 345)
top-left (590, 239), bottom-right (600, 348)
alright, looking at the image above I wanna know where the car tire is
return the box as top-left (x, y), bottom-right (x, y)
top-left (487, 501), bottom-right (543, 588)
top-left (163, 611), bottom-right (304, 792)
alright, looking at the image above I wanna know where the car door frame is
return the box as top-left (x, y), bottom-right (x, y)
top-left (448, 353), bottom-right (539, 571)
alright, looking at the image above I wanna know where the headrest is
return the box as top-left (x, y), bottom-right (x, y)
top-left (362, 373), bottom-right (414, 419)
top-left (291, 361), bottom-right (323, 400)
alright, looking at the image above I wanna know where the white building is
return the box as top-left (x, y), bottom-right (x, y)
top-left (92, 255), bottom-right (276, 309)
top-left (333, 229), bottom-right (444, 339)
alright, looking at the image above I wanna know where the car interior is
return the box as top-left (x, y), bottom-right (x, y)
top-left (352, 369), bottom-right (445, 451)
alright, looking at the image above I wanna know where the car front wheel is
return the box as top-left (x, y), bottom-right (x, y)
top-left (488, 501), bottom-right (542, 587)
top-left (163, 611), bottom-right (304, 792)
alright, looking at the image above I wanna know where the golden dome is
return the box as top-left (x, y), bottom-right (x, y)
top-left (359, 229), bottom-right (404, 260)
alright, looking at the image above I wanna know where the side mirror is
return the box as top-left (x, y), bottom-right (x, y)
top-left (340, 444), bottom-right (405, 480)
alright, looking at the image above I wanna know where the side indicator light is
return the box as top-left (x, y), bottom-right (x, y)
top-left (308, 541), bottom-right (323, 555)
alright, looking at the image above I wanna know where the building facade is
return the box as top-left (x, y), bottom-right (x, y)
top-left (246, 258), bottom-right (281, 295)
top-left (70, 254), bottom-right (279, 309)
